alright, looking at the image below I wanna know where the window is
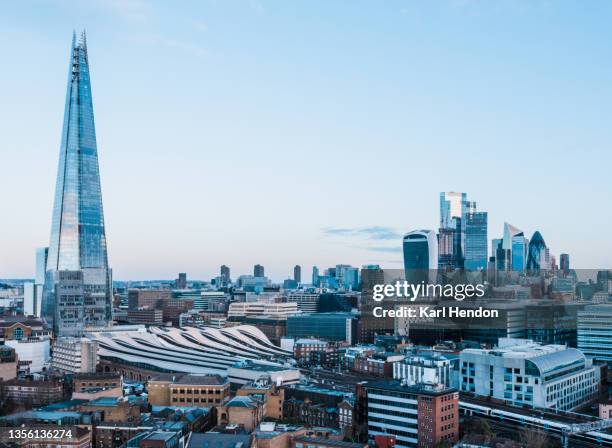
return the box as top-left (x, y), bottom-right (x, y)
top-left (13, 327), bottom-right (24, 341)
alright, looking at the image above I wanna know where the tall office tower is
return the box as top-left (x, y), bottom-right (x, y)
top-left (176, 272), bottom-right (187, 289)
top-left (30, 247), bottom-right (49, 317)
top-left (464, 212), bottom-right (488, 270)
top-left (439, 192), bottom-right (476, 269)
top-left (220, 265), bottom-right (231, 285)
top-left (526, 231), bottom-right (550, 273)
top-left (359, 265), bottom-right (392, 343)
top-left (42, 32), bottom-right (112, 335)
top-left (502, 222), bottom-right (526, 272)
top-left (293, 265), bottom-right (301, 283)
top-left (403, 230), bottom-right (438, 286)
top-left (254, 264), bottom-right (265, 278)
top-left (560, 253), bottom-right (570, 274)
top-left (312, 266), bottom-right (319, 287)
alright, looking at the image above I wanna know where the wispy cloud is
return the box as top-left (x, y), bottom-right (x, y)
top-left (322, 226), bottom-right (401, 241)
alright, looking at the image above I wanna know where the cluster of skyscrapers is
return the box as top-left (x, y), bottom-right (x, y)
top-left (403, 192), bottom-right (562, 284)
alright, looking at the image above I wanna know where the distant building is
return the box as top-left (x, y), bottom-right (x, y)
top-left (287, 313), bottom-right (357, 344)
top-left (228, 360), bottom-right (300, 387)
top-left (220, 265), bottom-right (231, 286)
top-left (526, 231), bottom-right (550, 272)
top-left (294, 265), bottom-right (302, 283)
top-left (464, 212), bottom-right (488, 270)
top-left (254, 264), bottom-right (265, 278)
top-left (228, 301), bottom-right (299, 319)
top-left (365, 381), bottom-right (459, 448)
top-left (460, 338), bottom-right (600, 410)
top-left (559, 254), bottom-right (570, 274)
top-left (126, 308), bottom-right (164, 325)
top-left (403, 230), bottom-right (438, 286)
top-left (237, 376), bottom-right (285, 420)
top-left (312, 266), bottom-right (320, 287)
top-left (287, 290), bottom-right (320, 313)
top-left (128, 289), bottom-right (172, 310)
top-left (176, 273), bottom-right (187, 289)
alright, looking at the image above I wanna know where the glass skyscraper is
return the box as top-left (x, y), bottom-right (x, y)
top-left (42, 32), bottom-right (112, 335)
top-left (464, 212), bottom-right (488, 270)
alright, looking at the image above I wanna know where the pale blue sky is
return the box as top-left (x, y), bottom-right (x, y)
top-left (1, 0), bottom-right (611, 280)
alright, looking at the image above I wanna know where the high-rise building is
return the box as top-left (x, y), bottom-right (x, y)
top-left (176, 272), bottom-right (187, 289)
top-left (403, 230), bottom-right (438, 286)
top-left (220, 265), bottom-right (231, 285)
top-left (501, 223), bottom-right (526, 272)
top-left (526, 231), bottom-right (550, 273)
top-left (312, 266), bottom-right (319, 286)
top-left (42, 32), bottom-right (111, 335)
top-left (464, 212), bottom-right (488, 270)
top-left (439, 192), bottom-right (467, 230)
top-left (293, 265), bottom-right (301, 283)
top-left (560, 253), bottom-right (570, 274)
top-left (254, 264), bottom-right (265, 278)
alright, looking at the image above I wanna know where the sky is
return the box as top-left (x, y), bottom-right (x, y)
top-left (1, 0), bottom-right (611, 281)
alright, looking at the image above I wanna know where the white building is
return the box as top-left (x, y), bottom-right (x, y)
top-left (52, 337), bottom-right (99, 373)
top-left (460, 338), bottom-right (600, 411)
top-left (393, 352), bottom-right (458, 388)
top-left (287, 290), bottom-right (319, 313)
top-left (578, 304), bottom-right (612, 362)
top-left (227, 360), bottom-right (300, 386)
top-left (228, 301), bottom-right (299, 319)
top-left (5, 337), bottom-right (51, 374)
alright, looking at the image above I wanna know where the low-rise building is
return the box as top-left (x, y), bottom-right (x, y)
top-left (148, 373), bottom-right (230, 408)
top-left (228, 360), bottom-right (300, 387)
top-left (0, 345), bottom-right (18, 381)
top-left (72, 372), bottom-right (123, 400)
top-left (460, 338), bottom-right (600, 410)
top-left (126, 308), bottom-right (164, 325)
top-left (219, 395), bottom-right (265, 431)
top-left (236, 376), bottom-right (284, 420)
top-left (1, 379), bottom-right (63, 406)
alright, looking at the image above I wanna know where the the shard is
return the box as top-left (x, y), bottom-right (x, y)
top-left (42, 31), bottom-right (112, 335)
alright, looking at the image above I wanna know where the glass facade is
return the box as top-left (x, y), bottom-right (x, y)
top-left (42, 32), bottom-right (111, 334)
top-left (526, 231), bottom-right (547, 272)
top-left (464, 212), bottom-right (488, 270)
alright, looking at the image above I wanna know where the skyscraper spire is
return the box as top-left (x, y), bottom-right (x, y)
top-left (42, 31), bottom-right (111, 335)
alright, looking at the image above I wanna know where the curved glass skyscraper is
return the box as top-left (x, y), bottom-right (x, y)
top-left (526, 231), bottom-right (549, 273)
top-left (42, 32), bottom-right (111, 335)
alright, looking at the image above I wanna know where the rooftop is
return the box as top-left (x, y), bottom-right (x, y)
top-left (187, 433), bottom-right (252, 448)
top-left (293, 436), bottom-right (365, 448)
top-left (176, 374), bottom-right (228, 386)
top-left (365, 380), bottom-right (457, 397)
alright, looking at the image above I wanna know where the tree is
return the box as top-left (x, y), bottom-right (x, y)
top-left (519, 428), bottom-right (548, 448)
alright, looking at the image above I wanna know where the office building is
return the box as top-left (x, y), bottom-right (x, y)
top-left (464, 212), bottom-right (488, 270)
top-left (126, 308), bottom-right (164, 325)
top-left (220, 265), bottom-right (231, 285)
top-left (365, 381), bottom-right (459, 448)
top-left (1, 379), bottom-right (63, 406)
top-left (42, 32), bottom-right (112, 335)
top-left (5, 336), bottom-right (51, 374)
top-left (294, 265), bottom-right (301, 283)
top-left (578, 304), bottom-right (612, 363)
top-left (254, 264), bottom-right (265, 278)
top-left (403, 230), bottom-right (438, 286)
top-left (127, 289), bottom-right (172, 309)
top-left (176, 273), bottom-right (187, 289)
top-left (148, 373), bottom-right (230, 407)
top-left (393, 352), bottom-right (458, 388)
top-left (312, 266), bottom-right (320, 286)
top-left (287, 290), bottom-right (320, 313)
top-left (287, 313), bottom-right (357, 344)
top-left (51, 337), bottom-right (99, 373)
top-left (459, 338), bottom-right (599, 410)
top-left (526, 231), bottom-right (550, 272)
top-left (560, 253), bottom-right (570, 274)
top-left (228, 301), bottom-right (299, 319)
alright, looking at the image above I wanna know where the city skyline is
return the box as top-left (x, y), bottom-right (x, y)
top-left (1, 1), bottom-right (611, 280)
